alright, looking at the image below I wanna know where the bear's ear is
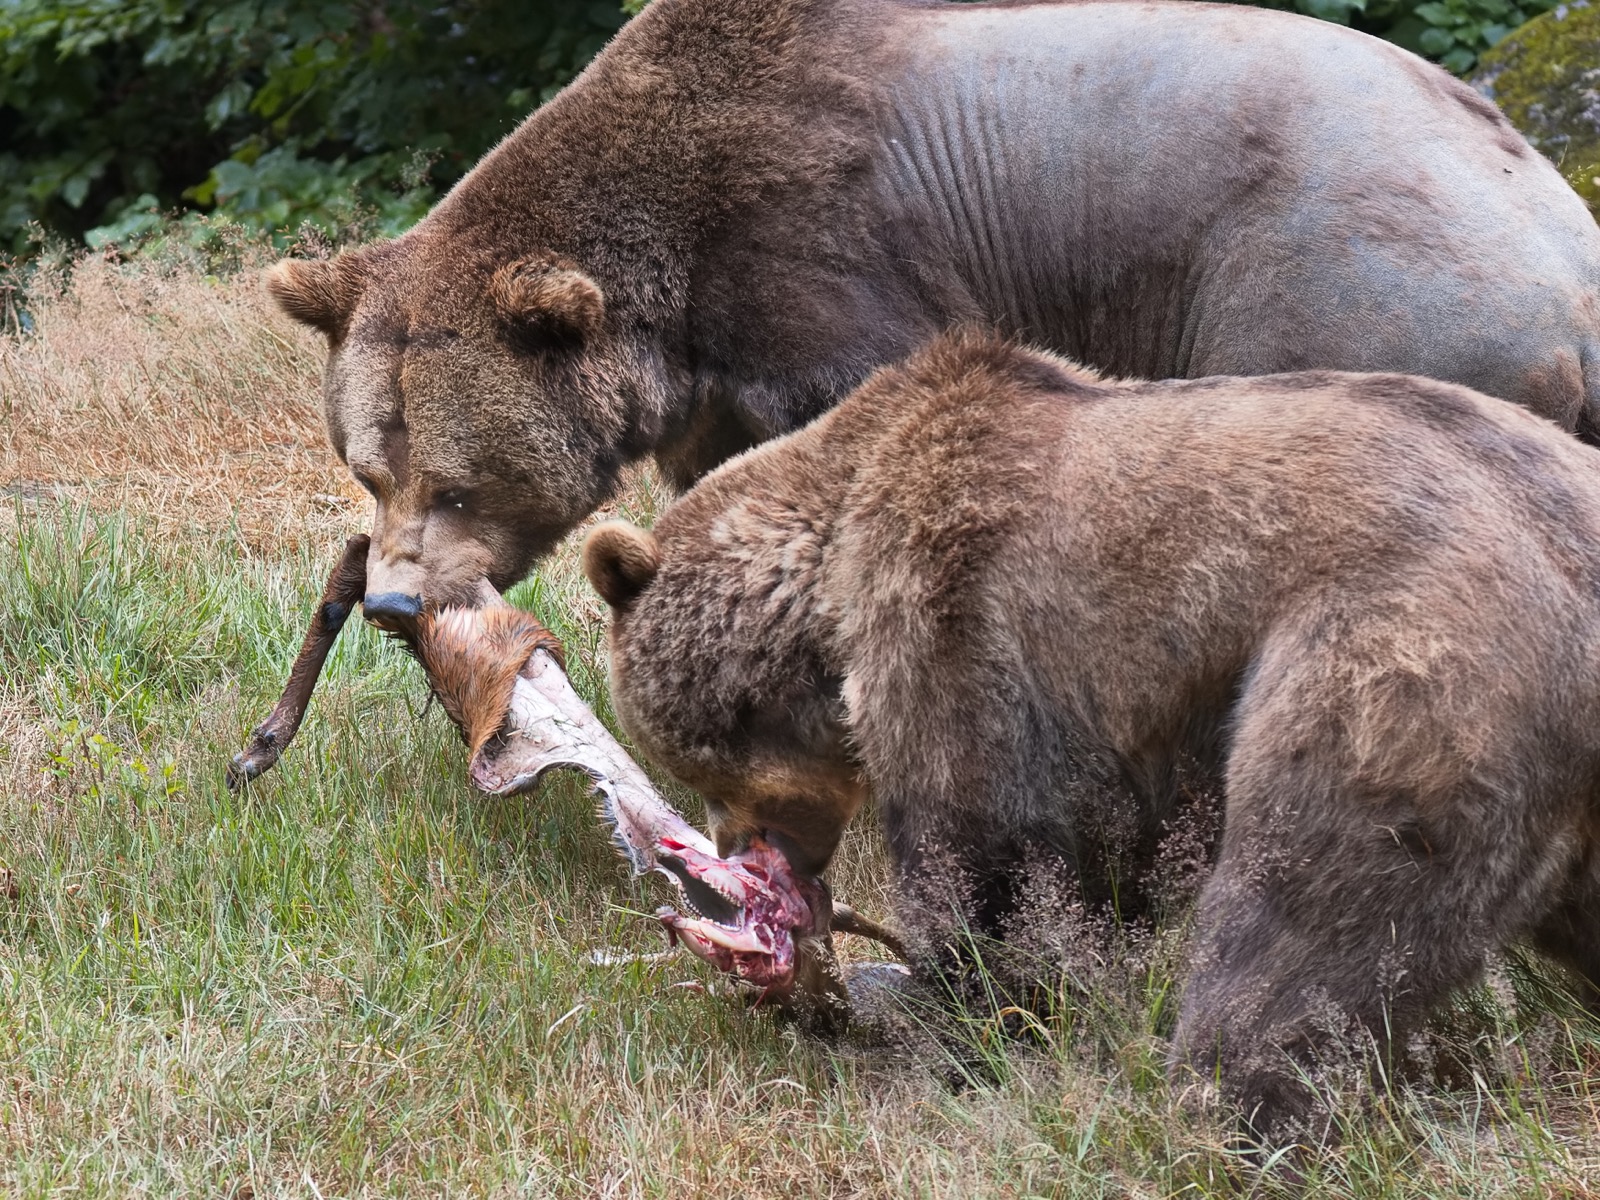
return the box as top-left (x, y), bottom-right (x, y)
top-left (583, 521), bottom-right (661, 610)
top-left (489, 255), bottom-right (605, 343)
top-left (265, 255), bottom-right (363, 338)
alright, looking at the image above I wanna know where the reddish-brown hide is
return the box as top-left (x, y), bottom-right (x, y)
top-left (228, 554), bottom-right (904, 1012)
top-left (226, 539), bottom-right (566, 784)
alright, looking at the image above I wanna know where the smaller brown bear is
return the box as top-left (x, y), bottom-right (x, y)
top-left (581, 329), bottom-right (1600, 1140)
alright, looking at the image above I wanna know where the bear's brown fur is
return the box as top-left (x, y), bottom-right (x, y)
top-left (265, 0), bottom-right (1600, 618)
top-left (583, 329), bottom-right (1600, 1140)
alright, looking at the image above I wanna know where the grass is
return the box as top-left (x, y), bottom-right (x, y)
top-left (2, 246), bottom-right (1599, 1197)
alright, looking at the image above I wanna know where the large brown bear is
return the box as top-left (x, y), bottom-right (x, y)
top-left (265, 0), bottom-right (1600, 626)
top-left (580, 330), bottom-right (1600, 1141)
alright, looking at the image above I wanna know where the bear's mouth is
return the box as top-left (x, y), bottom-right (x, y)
top-left (418, 604), bottom-right (826, 994)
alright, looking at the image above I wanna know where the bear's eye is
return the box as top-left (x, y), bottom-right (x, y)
top-left (437, 488), bottom-right (471, 512)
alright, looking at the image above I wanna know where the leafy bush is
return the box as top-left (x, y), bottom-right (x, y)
top-left (0, 0), bottom-right (629, 253)
top-left (1254, 0), bottom-right (1559, 71)
top-left (0, 0), bottom-right (1564, 255)
top-left (1408, 0), bottom-right (1559, 72)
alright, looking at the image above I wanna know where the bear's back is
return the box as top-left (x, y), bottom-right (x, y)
top-left (733, 338), bottom-right (1600, 701)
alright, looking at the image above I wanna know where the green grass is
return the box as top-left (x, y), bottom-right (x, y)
top-left (2, 250), bottom-right (1598, 1196)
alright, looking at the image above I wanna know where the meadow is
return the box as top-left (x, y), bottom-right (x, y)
top-left (1, 242), bottom-right (1598, 1197)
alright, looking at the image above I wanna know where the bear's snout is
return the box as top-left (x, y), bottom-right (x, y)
top-left (363, 591), bottom-right (423, 633)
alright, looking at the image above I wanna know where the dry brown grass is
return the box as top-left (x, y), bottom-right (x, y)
top-left (1, 248), bottom-right (366, 552)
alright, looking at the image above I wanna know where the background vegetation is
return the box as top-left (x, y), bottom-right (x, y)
top-left (0, 0), bottom-right (1563, 256)
top-left (0, 0), bottom-right (634, 254)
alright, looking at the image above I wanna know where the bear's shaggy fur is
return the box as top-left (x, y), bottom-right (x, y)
top-left (584, 330), bottom-right (1600, 1139)
top-left (266, 0), bottom-right (1600, 615)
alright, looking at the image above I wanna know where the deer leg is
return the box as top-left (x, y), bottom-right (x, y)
top-left (226, 534), bottom-right (369, 788)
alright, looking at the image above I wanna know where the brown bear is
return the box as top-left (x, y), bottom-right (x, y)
top-left (580, 329), bottom-right (1600, 1141)
top-left (264, 0), bottom-right (1600, 628)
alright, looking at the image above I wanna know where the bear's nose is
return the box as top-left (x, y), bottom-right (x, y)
top-left (363, 591), bottom-right (423, 633)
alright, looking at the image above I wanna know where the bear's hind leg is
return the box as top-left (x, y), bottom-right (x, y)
top-left (1165, 612), bottom-right (1575, 1144)
top-left (1168, 702), bottom-right (1552, 1142)
top-left (1170, 815), bottom-right (1508, 1144)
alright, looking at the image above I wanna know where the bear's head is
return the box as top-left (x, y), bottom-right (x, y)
top-left (268, 237), bottom-right (667, 630)
top-left (581, 518), bottom-right (866, 880)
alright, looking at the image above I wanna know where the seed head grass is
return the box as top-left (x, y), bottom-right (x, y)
top-left (0, 247), bottom-right (1596, 1196)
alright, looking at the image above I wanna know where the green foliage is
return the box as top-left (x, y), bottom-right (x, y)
top-left (1409, 0), bottom-right (1559, 73)
top-left (0, 0), bottom-right (1564, 255)
top-left (0, 0), bottom-right (630, 253)
top-left (1248, 0), bottom-right (1559, 72)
